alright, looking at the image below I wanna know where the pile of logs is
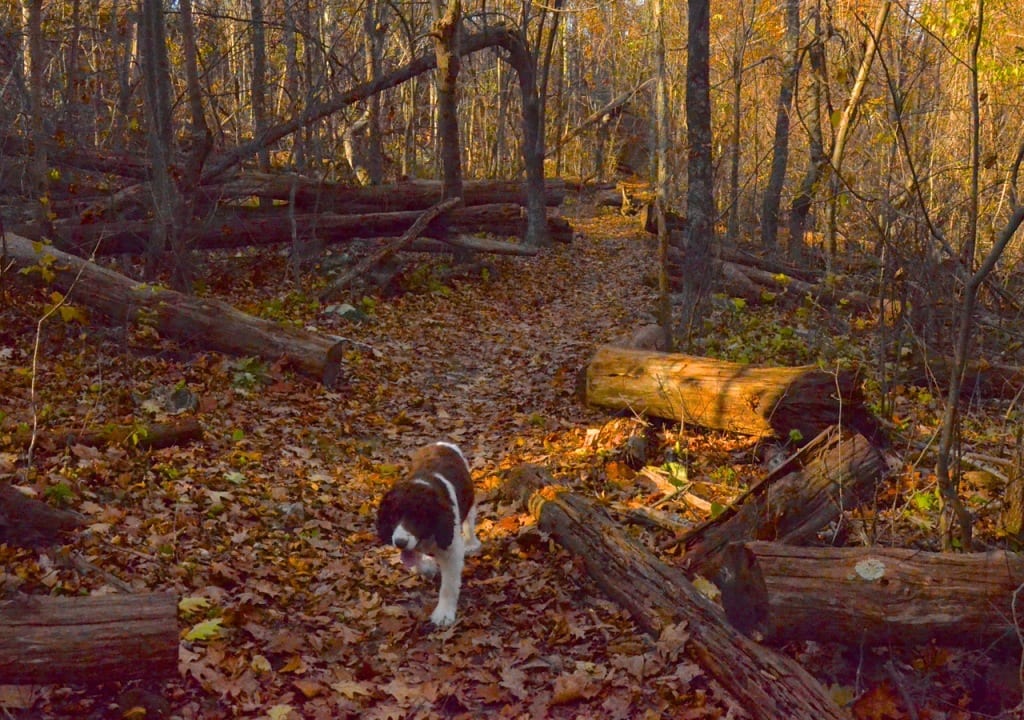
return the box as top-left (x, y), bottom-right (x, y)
top-left (15, 174), bottom-right (572, 257)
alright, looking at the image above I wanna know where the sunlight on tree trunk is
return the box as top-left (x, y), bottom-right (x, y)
top-left (681, 0), bottom-right (716, 344)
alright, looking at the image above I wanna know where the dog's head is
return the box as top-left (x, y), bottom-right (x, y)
top-left (376, 481), bottom-right (455, 553)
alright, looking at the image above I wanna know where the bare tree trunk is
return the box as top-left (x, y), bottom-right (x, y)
top-left (430, 0), bottom-right (463, 202)
top-left (250, 0), bottom-right (270, 178)
top-left (761, 0), bottom-right (800, 251)
top-left (726, 8), bottom-right (754, 245)
top-left (787, 0), bottom-right (827, 262)
top-left (823, 0), bottom-right (891, 261)
top-left (24, 0), bottom-right (51, 237)
top-left (653, 0), bottom-right (671, 339)
top-left (362, 0), bottom-right (387, 184)
top-left (138, 0), bottom-right (183, 285)
top-left (682, 0), bottom-right (716, 343)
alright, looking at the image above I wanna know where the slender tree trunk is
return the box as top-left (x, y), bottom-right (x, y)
top-left (362, 0), bottom-right (386, 184)
top-left (823, 0), bottom-right (891, 260)
top-left (138, 0), bottom-right (182, 285)
top-left (251, 0), bottom-right (270, 177)
top-left (653, 0), bottom-right (671, 339)
top-left (761, 0), bottom-right (800, 251)
top-left (787, 0), bottom-right (826, 262)
top-left (935, 0), bottom-right (984, 551)
top-left (24, 0), bottom-right (50, 237)
top-left (682, 0), bottom-right (716, 343)
top-left (430, 0), bottom-right (463, 202)
top-left (726, 13), bottom-right (751, 245)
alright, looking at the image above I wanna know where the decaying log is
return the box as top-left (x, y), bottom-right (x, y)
top-left (8, 418), bottom-right (204, 454)
top-left (585, 345), bottom-right (885, 444)
top-left (682, 426), bottom-right (888, 578)
top-left (509, 464), bottom-right (850, 720)
top-left (718, 541), bottom-right (1024, 648)
top-left (0, 484), bottom-right (83, 548)
top-left (0, 592), bottom-right (178, 684)
top-left (201, 175), bottom-right (567, 213)
top-left (56, 203), bottom-right (570, 256)
top-left (2, 232), bottom-right (345, 386)
top-left (319, 197), bottom-right (461, 301)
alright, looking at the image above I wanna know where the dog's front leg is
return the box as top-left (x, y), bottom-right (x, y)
top-left (429, 542), bottom-right (464, 626)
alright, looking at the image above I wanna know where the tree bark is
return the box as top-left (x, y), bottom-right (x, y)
top-left (682, 426), bottom-right (889, 578)
top-left (584, 345), bottom-right (885, 443)
top-left (0, 592), bottom-right (178, 684)
top-left (198, 176), bottom-right (567, 214)
top-left (509, 464), bottom-right (850, 720)
top-left (0, 484), bottom-right (83, 548)
top-left (3, 232), bottom-right (346, 386)
top-left (718, 541), bottom-right (1024, 648)
top-left (57, 203), bottom-right (570, 256)
top-left (760, 0), bottom-right (800, 250)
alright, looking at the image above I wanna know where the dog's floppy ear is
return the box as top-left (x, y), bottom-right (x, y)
top-left (376, 489), bottom-right (400, 544)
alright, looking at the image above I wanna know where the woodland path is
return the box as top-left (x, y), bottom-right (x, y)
top-left (2, 211), bottom-right (743, 717)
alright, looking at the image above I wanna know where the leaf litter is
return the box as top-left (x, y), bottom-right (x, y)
top-left (0, 208), bottom-right (1009, 718)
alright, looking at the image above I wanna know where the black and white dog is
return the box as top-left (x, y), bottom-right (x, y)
top-left (376, 441), bottom-right (480, 626)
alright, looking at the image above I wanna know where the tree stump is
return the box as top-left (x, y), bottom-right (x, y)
top-left (0, 592), bottom-right (179, 684)
top-left (719, 541), bottom-right (1024, 648)
top-left (584, 345), bottom-right (885, 444)
top-left (509, 464), bottom-right (850, 720)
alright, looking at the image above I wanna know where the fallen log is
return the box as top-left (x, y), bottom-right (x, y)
top-left (0, 484), bottom-right (83, 548)
top-left (201, 175), bottom-right (567, 213)
top-left (682, 426), bottom-right (888, 578)
top-left (7, 418), bottom-right (204, 454)
top-left (509, 464), bottom-right (849, 720)
top-left (56, 203), bottom-right (571, 256)
top-left (0, 592), bottom-right (179, 684)
top-left (2, 232), bottom-right (345, 386)
top-left (584, 345), bottom-right (886, 444)
top-left (718, 541), bottom-right (1024, 648)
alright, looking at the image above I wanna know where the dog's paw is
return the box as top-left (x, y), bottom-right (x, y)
top-left (430, 603), bottom-right (456, 626)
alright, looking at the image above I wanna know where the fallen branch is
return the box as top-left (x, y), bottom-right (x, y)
top-left (319, 197), bottom-right (461, 301)
top-left (0, 484), bottom-right (83, 548)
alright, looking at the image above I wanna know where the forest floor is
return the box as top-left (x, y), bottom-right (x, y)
top-left (1, 201), bottom-right (1020, 719)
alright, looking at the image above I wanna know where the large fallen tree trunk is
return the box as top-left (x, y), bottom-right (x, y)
top-left (56, 203), bottom-right (570, 256)
top-left (585, 345), bottom-right (885, 444)
top-left (2, 232), bottom-right (345, 386)
top-left (509, 464), bottom-right (849, 720)
top-left (0, 592), bottom-right (178, 684)
top-left (681, 426), bottom-right (888, 578)
top-left (200, 175), bottom-right (567, 213)
top-left (719, 541), bottom-right (1024, 648)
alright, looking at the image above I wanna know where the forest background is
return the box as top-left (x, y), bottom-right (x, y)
top-left (4, 0), bottom-right (1024, 717)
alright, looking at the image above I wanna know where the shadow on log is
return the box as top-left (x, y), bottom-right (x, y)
top-left (508, 464), bottom-right (850, 720)
top-left (0, 592), bottom-right (178, 684)
top-left (682, 426), bottom-right (889, 578)
top-left (585, 345), bottom-right (886, 445)
top-left (3, 232), bottom-right (345, 387)
top-left (719, 541), bottom-right (1024, 649)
